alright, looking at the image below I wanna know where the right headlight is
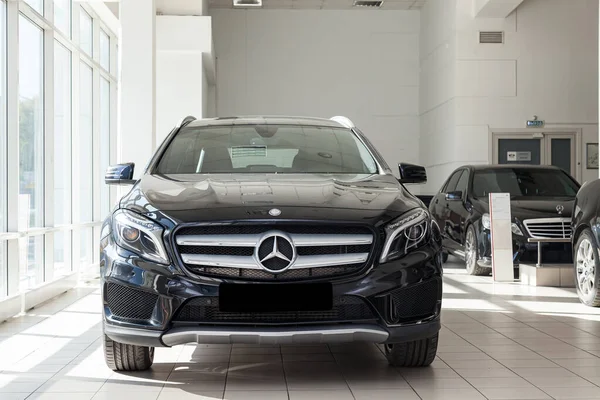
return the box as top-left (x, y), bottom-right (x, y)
top-left (482, 213), bottom-right (491, 230)
top-left (112, 209), bottom-right (169, 265)
top-left (380, 209), bottom-right (429, 263)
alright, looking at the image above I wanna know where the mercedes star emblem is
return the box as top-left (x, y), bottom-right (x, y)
top-left (255, 232), bottom-right (296, 273)
top-left (269, 208), bottom-right (282, 216)
top-left (556, 205), bottom-right (564, 215)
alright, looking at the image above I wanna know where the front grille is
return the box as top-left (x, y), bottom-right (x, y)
top-left (372, 279), bottom-right (441, 324)
top-left (173, 295), bottom-right (376, 324)
top-left (106, 283), bottom-right (158, 321)
top-left (174, 224), bottom-right (374, 281)
top-left (523, 218), bottom-right (572, 239)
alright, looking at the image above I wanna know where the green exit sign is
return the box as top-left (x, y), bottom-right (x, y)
top-left (527, 120), bottom-right (544, 128)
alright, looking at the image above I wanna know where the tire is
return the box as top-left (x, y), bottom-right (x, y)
top-left (103, 334), bottom-right (154, 371)
top-left (464, 225), bottom-right (488, 276)
top-left (574, 229), bottom-right (600, 307)
top-left (384, 333), bottom-right (438, 367)
top-left (441, 252), bottom-right (449, 263)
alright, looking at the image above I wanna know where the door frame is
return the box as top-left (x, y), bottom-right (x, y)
top-left (489, 128), bottom-right (582, 182)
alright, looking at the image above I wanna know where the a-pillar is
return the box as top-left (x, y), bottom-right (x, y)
top-left (118, 0), bottom-right (156, 179)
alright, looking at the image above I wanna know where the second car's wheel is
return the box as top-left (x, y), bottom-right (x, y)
top-left (464, 225), bottom-right (488, 276)
top-left (384, 334), bottom-right (438, 367)
top-left (575, 229), bottom-right (600, 307)
top-left (103, 334), bottom-right (154, 371)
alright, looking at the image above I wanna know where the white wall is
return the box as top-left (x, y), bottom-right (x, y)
top-left (420, 0), bottom-right (598, 193)
top-left (211, 9), bottom-right (421, 176)
top-left (156, 15), bottom-right (214, 145)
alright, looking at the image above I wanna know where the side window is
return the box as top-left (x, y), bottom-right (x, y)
top-left (456, 170), bottom-right (469, 193)
top-left (445, 171), bottom-right (463, 193)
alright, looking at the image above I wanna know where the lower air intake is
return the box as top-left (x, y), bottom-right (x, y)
top-left (372, 279), bottom-right (441, 325)
top-left (173, 295), bottom-right (376, 324)
top-left (106, 283), bottom-right (158, 321)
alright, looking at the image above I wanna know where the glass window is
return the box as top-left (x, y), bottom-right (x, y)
top-left (54, 231), bottom-right (71, 278)
top-left (18, 15), bottom-right (44, 230)
top-left (19, 235), bottom-right (44, 290)
top-left (79, 8), bottom-right (92, 56)
top-left (78, 227), bottom-right (92, 269)
top-left (456, 171), bottom-right (469, 193)
top-left (0, 1), bottom-right (6, 237)
top-left (100, 29), bottom-right (109, 71)
top-left (54, 42), bottom-right (71, 226)
top-left (444, 171), bottom-right (463, 194)
top-left (24, 0), bottom-right (43, 15)
top-left (100, 78), bottom-right (110, 218)
top-left (0, 243), bottom-right (5, 299)
top-left (54, 0), bottom-right (71, 37)
top-left (78, 62), bottom-right (93, 223)
top-left (472, 168), bottom-right (581, 199)
top-left (156, 126), bottom-right (379, 175)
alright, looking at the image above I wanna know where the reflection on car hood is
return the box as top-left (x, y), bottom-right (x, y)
top-left (118, 173), bottom-right (424, 224)
top-left (475, 197), bottom-right (575, 219)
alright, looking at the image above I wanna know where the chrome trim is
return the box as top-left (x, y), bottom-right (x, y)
top-left (523, 217), bottom-right (572, 239)
top-left (181, 254), bottom-right (261, 269)
top-left (161, 325), bottom-right (389, 346)
top-left (176, 233), bottom-right (373, 247)
top-left (180, 253), bottom-right (369, 270)
top-left (292, 253), bottom-right (369, 268)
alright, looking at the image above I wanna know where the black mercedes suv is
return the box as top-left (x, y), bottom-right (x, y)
top-left (100, 116), bottom-right (443, 371)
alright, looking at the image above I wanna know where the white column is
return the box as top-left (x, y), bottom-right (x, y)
top-left (118, 0), bottom-right (156, 179)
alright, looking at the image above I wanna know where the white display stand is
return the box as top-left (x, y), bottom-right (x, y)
top-left (489, 193), bottom-right (514, 282)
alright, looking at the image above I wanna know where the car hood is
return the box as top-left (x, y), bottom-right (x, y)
top-left (473, 197), bottom-right (575, 220)
top-left (119, 173), bottom-right (423, 225)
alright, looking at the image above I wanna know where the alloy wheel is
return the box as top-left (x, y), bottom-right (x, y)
top-left (465, 229), bottom-right (476, 270)
top-left (577, 238), bottom-right (596, 297)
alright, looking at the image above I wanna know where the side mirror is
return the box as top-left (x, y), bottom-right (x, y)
top-left (398, 163), bottom-right (427, 184)
top-left (105, 163), bottom-right (136, 185)
top-left (446, 191), bottom-right (463, 201)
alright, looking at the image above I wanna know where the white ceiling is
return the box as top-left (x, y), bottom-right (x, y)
top-left (209, 0), bottom-right (427, 10)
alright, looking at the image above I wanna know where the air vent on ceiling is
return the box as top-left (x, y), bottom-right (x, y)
top-left (233, 0), bottom-right (262, 7)
top-left (353, 1), bottom-right (384, 8)
top-left (479, 31), bottom-right (504, 44)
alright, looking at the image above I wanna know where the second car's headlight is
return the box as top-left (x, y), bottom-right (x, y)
top-left (482, 213), bottom-right (491, 230)
top-left (380, 209), bottom-right (429, 263)
top-left (113, 209), bottom-right (169, 265)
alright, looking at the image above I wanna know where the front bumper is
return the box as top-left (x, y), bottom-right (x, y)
top-left (100, 240), bottom-right (443, 347)
top-left (474, 225), bottom-right (573, 265)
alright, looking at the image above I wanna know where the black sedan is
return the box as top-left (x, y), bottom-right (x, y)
top-left (429, 165), bottom-right (580, 275)
top-left (572, 178), bottom-right (600, 306)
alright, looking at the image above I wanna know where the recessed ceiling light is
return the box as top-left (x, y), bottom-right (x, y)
top-left (353, 0), bottom-right (384, 7)
top-left (233, 0), bottom-right (263, 7)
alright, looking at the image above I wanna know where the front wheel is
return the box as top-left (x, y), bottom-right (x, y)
top-left (575, 229), bottom-right (600, 307)
top-left (384, 334), bottom-right (438, 367)
top-left (464, 225), bottom-right (488, 276)
top-left (103, 334), bottom-right (154, 371)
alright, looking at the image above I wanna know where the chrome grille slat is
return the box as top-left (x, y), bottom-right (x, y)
top-left (174, 224), bottom-right (374, 281)
top-left (176, 233), bottom-right (373, 247)
top-left (523, 217), bottom-right (572, 239)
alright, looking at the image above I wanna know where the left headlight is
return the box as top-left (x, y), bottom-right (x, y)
top-left (112, 209), bottom-right (169, 265)
top-left (380, 209), bottom-right (429, 263)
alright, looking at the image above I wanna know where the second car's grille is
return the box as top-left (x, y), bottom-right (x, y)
top-left (106, 283), bottom-right (158, 321)
top-left (173, 224), bottom-right (375, 281)
top-left (173, 295), bottom-right (376, 324)
top-left (523, 218), bottom-right (572, 239)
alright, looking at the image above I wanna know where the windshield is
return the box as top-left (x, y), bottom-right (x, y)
top-left (472, 168), bottom-right (580, 199)
top-left (155, 125), bottom-right (379, 174)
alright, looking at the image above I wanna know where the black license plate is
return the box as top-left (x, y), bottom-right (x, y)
top-left (219, 283), bottom-right (333, 313)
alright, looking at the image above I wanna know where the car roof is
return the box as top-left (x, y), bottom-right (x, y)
top-left (464, 164), bottom-right (563, 171)
top-left (185, 116), bottom-right (349, 129)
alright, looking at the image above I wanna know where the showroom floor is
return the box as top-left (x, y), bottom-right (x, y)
top-left (2, 259), bottom-right (600, 400)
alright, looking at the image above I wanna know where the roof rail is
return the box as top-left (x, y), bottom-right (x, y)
top-left (330, 116), bottom-right (355, 129)
top-left (176, 115), bottom-right (197, 129)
